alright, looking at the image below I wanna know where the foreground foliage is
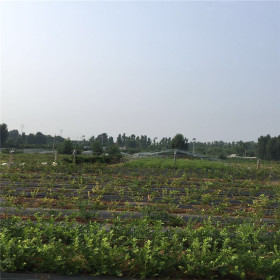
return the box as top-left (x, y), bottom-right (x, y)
top-left (1, 216), bottom-right (280, 279)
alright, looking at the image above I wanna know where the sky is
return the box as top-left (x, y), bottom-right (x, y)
top-left (1, 0), bottom-right (280, 142)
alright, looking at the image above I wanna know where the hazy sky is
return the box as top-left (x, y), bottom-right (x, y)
top-left (1, 1), bottom-right (280, 142)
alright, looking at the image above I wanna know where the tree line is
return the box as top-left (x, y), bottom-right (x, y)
top-left (1, 123), bottom-right (279, 160)
top-left (0, 124), bottom-right (189, 153)
top-left (0, 124), bottom-right (65, 148)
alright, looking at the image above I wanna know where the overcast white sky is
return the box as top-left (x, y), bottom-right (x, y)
top-left (1, 1), bottom-right (280, 142)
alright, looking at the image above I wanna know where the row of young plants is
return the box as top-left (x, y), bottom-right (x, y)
top-left (1, 154), bottom-right (279, 186)
top-left (1, 181), bottom-right (279, 220)
top-left (1, 215), bottom-right (280, 279)
top-left (1, 159), bottom-right (280, 224)
top-left (2, 154), bottom-right (279, 179)
top-left (1, 160), bottom-right (280, 221)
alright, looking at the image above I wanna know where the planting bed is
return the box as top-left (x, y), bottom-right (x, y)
top-left (1, 154), bottom-right (280, 279)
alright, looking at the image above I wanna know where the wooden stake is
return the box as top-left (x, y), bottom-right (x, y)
top-left (174, 149), bottom-right (177, 167)
top-left (73, 149), bottom-right (76, 164)
top-left (8, 149), bottom-right (14, 169)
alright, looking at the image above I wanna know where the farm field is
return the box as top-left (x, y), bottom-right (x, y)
top-left (1, 154), bottom-right (280, 279)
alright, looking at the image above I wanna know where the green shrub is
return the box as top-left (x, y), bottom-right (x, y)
top-left (58, 139), bottom-right (73, 154)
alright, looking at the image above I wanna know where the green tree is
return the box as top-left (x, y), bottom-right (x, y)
top-left (59, 139), bottom-right (73, 154)
top-left (171, 134), bottom-right (188, 150)
top-left (35, 132), bottom-right (47, 145)
top-left (117, 134), bottom-right (123, 147)
top-left (106, 145), bottom-right (121, 156)
top-left (0, 123), bottom-right (9, 147)
top-left (266, 137), bottom-right (280, 160)
top-left (8, 129), bottom-right (20, 144)
top-left (92, 140), bottom-right (103, 155)
top-left (126, 134), bottom-right (138, 149)
top-left (257, 135), bottom-right (271, 160)
top-left (27, 133), bottom-right (36, 145)
top-left (21, 132), bottom-right (27, 145)
top-left (96, 133), bottom-right (108, 146)
top-left (159, 137), bottom-right (172, 150)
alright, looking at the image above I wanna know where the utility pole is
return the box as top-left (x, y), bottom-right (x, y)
top-left (20, 124), bottom-right (24, 135)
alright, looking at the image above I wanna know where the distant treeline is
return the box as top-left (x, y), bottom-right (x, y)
top-left (192, 141), bottom-right (256, 158)
top-left (0, 124), bottom-right (65, 149)
top-left (1, 123), bottom-right (279, 160)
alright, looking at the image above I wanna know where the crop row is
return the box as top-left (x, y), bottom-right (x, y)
top-left (1, 215), bottom-right (280, 279)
